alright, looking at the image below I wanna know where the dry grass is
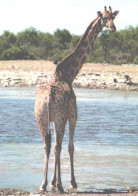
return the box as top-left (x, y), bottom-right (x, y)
top-left (82, 63), bottom-right (138, 73)
top-left (81, 63), bottom-right (138, 82)
top-left (0, 60), bottom-right (55, 72)
top-left (0, 60), bottom-right (138, 82)
top-left (82, 63), bottom-right (138, 83)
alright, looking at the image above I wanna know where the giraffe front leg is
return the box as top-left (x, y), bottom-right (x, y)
top-left (40, 133), bottom-right (51, 191)
top-left (49, 142), bottom-right (57, 191)
top-left (69, 110), bottom-right (77, 192)
top-left (56, 143), bottom-right (64, 193)
top-left (68, 143), bottom-right (77, 190)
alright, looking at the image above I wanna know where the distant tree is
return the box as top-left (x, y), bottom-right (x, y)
top-left (37, 32), bottom-right (54, 59)
top-left (1, 31), bottom-right (17, 44)
top-left (133, 56), bottom-right (138, 64)
top-left (1, 46), bottom-right (36, 60)
top-left (0, 25), bottom-right (138, 63)
top-left (71, 35), bottom-right (81, 48)
top-left (99, 30), bottom-right (111, 62)
top-left (0, 38), bottom-right (9, 56)
top-left (54, 29), bottom-right (72, 49)
top-left (16, 27), bottom-right (39, 47)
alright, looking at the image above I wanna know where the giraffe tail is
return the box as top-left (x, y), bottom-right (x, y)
top-left (44, 102), bottom-right (51, 155)
top-left (47, 102), bottom-right (50, 135)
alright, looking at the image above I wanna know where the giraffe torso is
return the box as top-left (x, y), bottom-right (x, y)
top-left (35, 74), bottom-right (77, 124)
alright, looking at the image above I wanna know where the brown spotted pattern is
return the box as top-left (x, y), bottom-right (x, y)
top-left (34, 7), bottom-right (119, 193)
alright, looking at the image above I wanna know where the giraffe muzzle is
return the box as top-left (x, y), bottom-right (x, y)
top-left (109, 25), bottom-right (116, 32)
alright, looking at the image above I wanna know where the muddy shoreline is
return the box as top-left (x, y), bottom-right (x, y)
top-left (0, 61), bottom-right (137, 91)
top-left (0, 188), bottom-right (138, 196)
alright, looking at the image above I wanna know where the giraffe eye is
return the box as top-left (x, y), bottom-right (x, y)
top-left (111, 15), bottom-right (115, 20)
top-left (103, 17), bottom-right (108, 20)
top-left (112, 15), bottom-right (115, 19)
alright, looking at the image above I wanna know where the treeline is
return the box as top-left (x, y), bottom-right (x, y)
top-left (0, 26), bottom-right (138, 64)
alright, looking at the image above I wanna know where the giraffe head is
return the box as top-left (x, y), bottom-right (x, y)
top-left (97, 6), bottom-right (119, 32)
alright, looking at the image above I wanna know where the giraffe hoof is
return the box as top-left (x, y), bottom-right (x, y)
top-left (39, 188), bottom-right (46, 192)
top-left (49, 184), bottom-right (56, 192)
top-left (57, 186), bottom-right (64, 193)
top-left (58, 189), bottom-right (64, 194)
top-left (69, 187), bottom-right (77, 193)
top-left (39, 185), bottom-right (46, 192)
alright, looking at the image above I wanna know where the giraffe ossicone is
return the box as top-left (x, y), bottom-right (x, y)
top-left (35, 6), bottom-right (119, 193)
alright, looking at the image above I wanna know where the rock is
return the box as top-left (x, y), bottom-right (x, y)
top-left (117, 78), bottom-right (125, 83)
top-left (3, 82), bottom-right (9, 87)
top-left (124, 75), bottom-right (130, 80)
top-left (81, 73), bottom-right (86, 76)
top-left (88, 72), bottom-right (93, 75)
top-left (126, 81), bottom-right (134, 86)
top-left (0, 68), bottom-right (137, 91)
top-left (114, 78), bottom-right (118, 83)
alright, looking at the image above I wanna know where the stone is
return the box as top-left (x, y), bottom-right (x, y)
top-left (114, 78), bottom-right (118, 83)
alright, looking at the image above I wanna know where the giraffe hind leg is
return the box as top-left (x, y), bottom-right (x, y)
top-left (50, 119), bottom-right (67, 193)
top-left (39, 132), bottom-right (51, 191)
top-left (35, 103), bottom-right (51, 192)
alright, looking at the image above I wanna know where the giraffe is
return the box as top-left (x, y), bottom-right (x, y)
top-left (35, 6), bottom-right (119, 193)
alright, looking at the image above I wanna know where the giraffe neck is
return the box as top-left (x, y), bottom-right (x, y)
top-left (55, 16), bottom-right (103, 84)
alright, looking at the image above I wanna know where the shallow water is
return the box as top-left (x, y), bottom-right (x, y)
top-left (0, 87), bottom-right (138, 192)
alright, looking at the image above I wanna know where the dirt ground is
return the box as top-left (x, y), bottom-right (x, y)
top-left (0, 60), bottom-right (137, 83)
top-left (0, 188), bottom-right (138, 196)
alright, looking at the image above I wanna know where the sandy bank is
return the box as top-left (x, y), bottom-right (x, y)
top-left (0, 188), bottom-right (138, 196)
top-left (0, 60), bottom-right (138, 91)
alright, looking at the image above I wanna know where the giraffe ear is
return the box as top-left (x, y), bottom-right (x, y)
top-left (113, 11), bottom-right (119, 16)
top-left (97, 11), bottom-right (102, 18)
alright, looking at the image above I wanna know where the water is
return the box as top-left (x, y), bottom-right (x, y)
top-left (0, 87), bottom-right (138, 192)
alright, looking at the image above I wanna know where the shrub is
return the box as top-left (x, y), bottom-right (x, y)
top-left (133, 56), bottom-right (138, 64)
top-left (1, 46), bottom-right (36, 60)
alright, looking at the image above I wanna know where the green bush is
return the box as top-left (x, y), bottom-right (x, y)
top-left (133, 56), bottom-right (138, 64)
top-left (1, 46), bottom-right (36, 60)
top-left (0, 26), bottom-right (138, 64)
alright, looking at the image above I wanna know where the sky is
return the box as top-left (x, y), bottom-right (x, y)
top-left (0, 0), bottom-right (138, 35)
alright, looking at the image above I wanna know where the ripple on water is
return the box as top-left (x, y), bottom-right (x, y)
top-left (0, 88), bottom-right (138, 192)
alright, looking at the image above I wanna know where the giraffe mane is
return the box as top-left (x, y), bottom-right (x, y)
top-left (78, 16), bottom-right (99, 41)
top-left (56, 16), bottom-right (99, 68)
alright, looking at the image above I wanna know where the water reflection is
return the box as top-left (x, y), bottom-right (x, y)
top-left (0, 87), bottom-right (138, 192)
